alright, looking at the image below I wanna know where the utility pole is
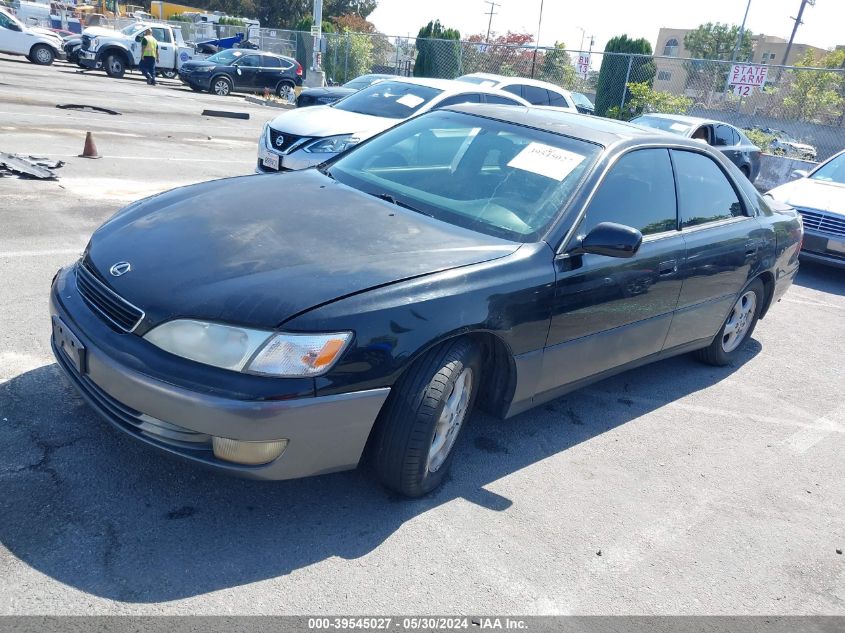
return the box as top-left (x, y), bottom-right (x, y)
top-left (530, 0), bottom-right (544, 78)
top-left (781, 0), bottom-right (815, 67)
top-left (484, 0), bottom-right (500, 43)
top-left (724, 0), bottom-right (752, 95)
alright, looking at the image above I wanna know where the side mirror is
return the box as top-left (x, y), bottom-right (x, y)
top-left (577, 222), bottom-right (643, 258)
top-left (791, 169), bottom-right (809, 179)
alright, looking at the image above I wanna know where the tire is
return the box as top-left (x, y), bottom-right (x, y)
top-left (159, 68), bottom-right (177, 79)
top-left (30, 44), bottom-right (55, 66)
top-left (190, 86), bottom-right (203, 92)
top-left (371, 337), bottom-right (481, 497)
top-left (104, 53), bottom-right (126, 78)
top-left (694, 279), bottom-right (764, 366)
top-left (211, 75), bottom-right (233, 96)
top-left (276, 81), bottom-right (295, 103)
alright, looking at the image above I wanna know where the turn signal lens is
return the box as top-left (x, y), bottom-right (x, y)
top-left (247, 332), bottom-right (352, 377)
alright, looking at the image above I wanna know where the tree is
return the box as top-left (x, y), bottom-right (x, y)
top-left (324, 0), bottom-right (377, 18)
top-left (537, 42), bottom-right (576, 88)
top-left (682, 22), bottom-right (753, 97)
top-left (323, 14), bottom-right (375, 83)
top-left (594, 35), bottom-right (654, 117)
top-left (780, 49), bottom-right (845, 123)
top-left (605, 81), bottom-right (693, 120)
top-left (413, 20), bottom-right (461, 79)
top-left (461, 31), bottom-right (534, 77)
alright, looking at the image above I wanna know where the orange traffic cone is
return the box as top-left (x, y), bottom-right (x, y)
top-left (78, 131), bottom-right (101, 159)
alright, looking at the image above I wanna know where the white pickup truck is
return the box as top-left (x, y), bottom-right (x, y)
top-left (0, 6), bottom-right (65, 65)
top-left (77, 21), bottom-right (194, 78)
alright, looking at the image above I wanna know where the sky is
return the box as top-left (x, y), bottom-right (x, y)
top-left (368, 0), bottom-right (845, 53)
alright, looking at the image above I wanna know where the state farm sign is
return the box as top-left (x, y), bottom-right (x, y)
top-left (729, 64), bottom-right (769, 96)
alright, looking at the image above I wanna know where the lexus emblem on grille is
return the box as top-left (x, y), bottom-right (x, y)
top-left (274, 134), bottom-right (285, 148)
top-left (109, 261), bottom-right (131, 277)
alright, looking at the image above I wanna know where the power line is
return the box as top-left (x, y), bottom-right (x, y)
top-left (484, 0), bottom-right (501, 43)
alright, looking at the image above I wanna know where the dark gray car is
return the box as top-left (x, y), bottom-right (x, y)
top-left (632, 113), bottom-right (761, 182)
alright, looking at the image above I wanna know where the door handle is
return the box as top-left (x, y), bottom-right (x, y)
top-left (745, 240), bottom-right (759, 257)
top-left (658, 259), bottom-right (678, 276)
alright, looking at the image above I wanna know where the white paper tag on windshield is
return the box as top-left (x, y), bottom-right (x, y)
top-left (670, 122), bottom-right (690, 132)
top-left (507, 142), bottom-right (585, 181)
top-left (396, 94), bottom-right (425, 108)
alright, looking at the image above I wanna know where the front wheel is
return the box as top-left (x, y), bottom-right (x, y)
top-left (30, 44), bottom-right (55, 66)
top-left (211, 75), bottom-right (233, 96)
top-left (694, 279), bottom-right (764, 366)
top-left (371, 337), bottom-right (481, 497)
top-left (104, 53), bottom-right (125, 78)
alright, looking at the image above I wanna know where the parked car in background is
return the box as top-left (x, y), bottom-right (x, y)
top-left (631, 113), bottom-right (761, 181)
top-left (570, 91), bottom-right (595, 115)
top-left (50, 106), bottom-right (801, 497)
top-left (456, 72), bottom-right (579, 113)
top-left (63, 33), bottom-right (81, 64)
top-left (257, 76), bottom-right (530, 172)
top-left (765, 128), bottom-right (817, 160)
top-left (0, 6), bottom-right (65, 65)
top-left (179, 49), bottom-right (302, 98)
top-left (297, 73), bottom-right (393, 108)
top-left (767, 149), bottom-right (845, 268)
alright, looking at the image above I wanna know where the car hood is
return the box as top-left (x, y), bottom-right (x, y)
top-left (30, 27), bottom-right (63, 41)
top-left (768, 178), bottom-right (845, 216)
top-left (81, 26), bottom-right (120, 38)
top-left (85, 170), bottom-right (520, 329)
top-left (268, 105), bottom-right (393, 139)
top-left (180, 60), bottom-right (216, 70)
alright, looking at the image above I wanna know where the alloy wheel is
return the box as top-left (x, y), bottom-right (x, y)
top-left (427, 367), bottom-right (473, 473)
top-left (721, 290), bottom-right (757, 353)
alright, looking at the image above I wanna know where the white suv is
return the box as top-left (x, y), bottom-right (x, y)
top-left (0, 7), bottom-right (65, 65)
top-left (456, 72), bottom-right (579, 113)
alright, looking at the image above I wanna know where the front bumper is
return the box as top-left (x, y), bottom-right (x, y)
top-left (50, 265), bottom-right (389, 480)
top-left (256, 127), bottom-right (333, 173)
top-left (77, 49), bottom-right (97, 69)
top-left (179, 71), bottom-right (212, 90)
top-left (801, 230), bottom-right (845, 269)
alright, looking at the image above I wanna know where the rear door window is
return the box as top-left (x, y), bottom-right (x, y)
top-left (484, 94), bottom-right (524, 106)
top-left (581, 148), bottom-right (678, 236)
top-left (434, 93), bottom-right (482, 108)
top-left (502, 84), bottom-right (523, 99)
top-left (672, 150), bottom-right (745, 228)
top-left (548, 90), bottom-right (571, 108)
top-left (714, 125), bottom-right (738, 147)
top-left (261, 55), bottom-right (281, 68)
top-left (522, 85), bottom-right (550, 105)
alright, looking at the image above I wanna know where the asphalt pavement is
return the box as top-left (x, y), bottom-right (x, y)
top-left (0, 55), bottom-right (843, 616)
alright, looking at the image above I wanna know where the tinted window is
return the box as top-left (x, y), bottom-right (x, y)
top-left (548, 90), bottom-right (571, 108)
top-left (236, 55), bottom-right (261, 67)
top-left (522, 85), bottom-right (550, 105)
top-left (330, 110), bottom-right (600, 241)
top-left (261, 55), bottom-right (281, 68)
top-left (502, 84), bottom-right (523, 98)
top-left (672, 150), bottom-right (745, 228)
top-left (333, 81), bottom-right (441, 119)
top-left (714, 124), bottom-right (738, 147)
top-left (484, 94), bottom-right (524, 106)
top-left (435, 93), bottom-right (482, 108)
top-left (0, 10), bottom-right (17, 28)
top-left (632, 115), bottom-right (692, 136)
top-left (582, 149), bottom-right (677, 236)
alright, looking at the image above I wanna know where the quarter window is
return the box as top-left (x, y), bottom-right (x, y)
top-left (548, 90), bottom-right (571, 108)
top-left (582, 149), bottom-right (678, 236)
top-left (672, 150), bottom-right (745, 228)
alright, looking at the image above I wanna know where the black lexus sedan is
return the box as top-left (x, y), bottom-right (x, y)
top-left (178, 48), bottom-right (302, 98)
top-left (296, 73), bottom-right (393, 107)
top-left (50, 106), bottom-right (801, 497)
top-left (631, 113), bottom-right (762, 182)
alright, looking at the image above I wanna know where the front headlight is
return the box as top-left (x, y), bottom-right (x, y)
top-left (90, 37), bottom-right (100, 49)
top-left (144, 319), bottom-right (352, 377)
top-left (194, 66), bottom-right (215, 73)
top-left (303, 134), bottom-right (360, 154)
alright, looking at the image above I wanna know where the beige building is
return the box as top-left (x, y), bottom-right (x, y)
top-left (652, 27), bottom-right (833, 96)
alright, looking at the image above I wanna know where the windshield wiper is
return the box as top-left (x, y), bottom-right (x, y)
top-left (369, 191), bottom-right (431, 217)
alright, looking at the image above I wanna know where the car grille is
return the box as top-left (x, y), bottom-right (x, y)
top-left (268, 128), bottom-right (307, 154)
top-left (796, 207), bottom-right (845, 238)
top-left (81, 34), bottom-right (91, 50)
top-left (54, 344), bottom-right (213, 453)
top-left (75, 260), bottom-right (145, 332)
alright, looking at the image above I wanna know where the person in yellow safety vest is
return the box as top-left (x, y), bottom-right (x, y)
top-left (139, 28), bottom-right (159, 86)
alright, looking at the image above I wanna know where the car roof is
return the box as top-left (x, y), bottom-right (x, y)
top-left (382, 76), bottom-right (531, 98)
top-left (444, 104), bottom-right (694, 147)
top-left (634, 112), bottom-right (738, 128)
top-left (457, 72), bottom-right (571, 94)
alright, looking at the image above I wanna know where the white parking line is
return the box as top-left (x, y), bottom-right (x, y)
top-left (784, 406), bottom-right (845, 454)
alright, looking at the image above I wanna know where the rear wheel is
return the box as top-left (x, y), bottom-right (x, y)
top-left (30, 44), bottom-right (55, 66)
top-left (371, 337), bottom-right (481, 497)
top-left (276, 81), bottom-right (295, 103)
top-left (159, 68), bottom-right (177, 79)
top-left (694, 279), bottom-right (764, 366)
top-left (104, 53), bottom-right (126, 78)
top-left (211, 75), bottom-right (233, 96)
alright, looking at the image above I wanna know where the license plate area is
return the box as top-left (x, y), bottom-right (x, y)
top-left (52, 315), bottom-right (86, 374)
top-left (262, 152), bottom-right (279, 170)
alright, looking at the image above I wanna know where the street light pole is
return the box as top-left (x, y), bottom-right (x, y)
top-left (530, 0), bottom-right (544, 78)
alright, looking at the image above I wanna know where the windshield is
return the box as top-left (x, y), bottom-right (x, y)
top-left (810, 153), bottom-right (845, 185)
top-left (207, 49), bottom-right (248, 65)
top-left (631, 115), bottom-right (691, 136)
top-left (571, 92), bottom-right (594, 108)
top-left (328, 110), bottom-right (601, 241)
top-left (333, 81), bottom-right (442, 119)
top-left (0, 8), bottom-right (24, 29)
top-left (120, 23), bottom-right (145, 36)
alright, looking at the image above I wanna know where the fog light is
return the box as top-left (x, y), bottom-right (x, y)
top-left (212, 437), bottom-right (288, 465)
